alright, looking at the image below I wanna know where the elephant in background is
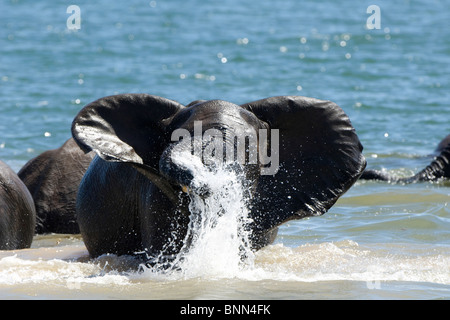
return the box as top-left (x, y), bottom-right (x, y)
top-left (71, 94), bottom-right (366, 259)
top-left (0, 160), bottom-right (35, 250)
top-left (360, 134), bottom-right (450, 183)
top-left (18, 138), bottom-right (94, 234)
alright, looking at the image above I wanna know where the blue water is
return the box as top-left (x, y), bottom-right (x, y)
top-left (0, 0), bottom-right (449, 299)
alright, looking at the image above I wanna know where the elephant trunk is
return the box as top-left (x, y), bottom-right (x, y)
top-left (403, 144), bottom-right (450, 183)
top-left (159, 133), bottom-right (257, 199)
top-left (159, 142), bottom-right (212, 199)
top-left (360, 143), bottom-right (450, 183)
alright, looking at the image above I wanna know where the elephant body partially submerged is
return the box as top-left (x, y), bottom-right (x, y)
top-left (0, 160), bottom-right (36, 250)
top-left (71, 94), bottom-right (366, 260)
top-left (18, 138), bottom-right (95, 234)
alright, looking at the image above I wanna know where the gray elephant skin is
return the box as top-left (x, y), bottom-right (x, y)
top-left (18, 138), bottom-right (94, 234)
top-left (71, 94), bottom-right (367, 260)
top-left (0, 160), bottom-right (36, 250)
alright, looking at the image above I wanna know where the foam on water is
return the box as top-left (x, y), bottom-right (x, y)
top-left (0, 241), bottom-right (133, 290)
top-left (1, 237), bottom-right (449, 299)
top-left (254, 241), bottom-right (450, 284)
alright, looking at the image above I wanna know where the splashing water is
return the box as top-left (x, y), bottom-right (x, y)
top-left (144, 151), bottom-right (256, 278)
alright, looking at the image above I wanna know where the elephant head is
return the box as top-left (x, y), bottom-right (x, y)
top-left (72, 94), bottom-right (366, 253)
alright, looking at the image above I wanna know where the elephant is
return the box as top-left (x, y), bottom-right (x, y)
top-left (360, 134), bottom-right (450, 183)
top-left (0, 160), bottom-right (36, 250)
top-left (18, 138), bottom-right (95, 234)
top-left (71, 94), bottom-right (366, 260)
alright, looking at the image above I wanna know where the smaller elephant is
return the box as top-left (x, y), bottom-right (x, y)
top-left (360, 134), bottom-right (450, 183)
top-left (0, 160), bottom-right (36, 250)
top-left (18, 138), bottom-right (95, 234)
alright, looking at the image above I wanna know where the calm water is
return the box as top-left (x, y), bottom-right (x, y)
top-left (0, 0), bottom-right (449, 300)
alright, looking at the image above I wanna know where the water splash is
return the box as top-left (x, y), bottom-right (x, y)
top-left (144, 151), bottom-right (256, 279)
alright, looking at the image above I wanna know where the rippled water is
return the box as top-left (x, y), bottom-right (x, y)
top-left (1, 0), bottom-right (449, 299)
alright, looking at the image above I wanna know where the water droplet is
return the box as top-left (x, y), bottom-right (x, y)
top-left (237, 38), bottom-right (249, 45)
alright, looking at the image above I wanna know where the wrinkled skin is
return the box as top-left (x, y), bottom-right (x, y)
top-left (18, 138), bottom-right (95, 234)
top-left (0, 160), bottom-right (36, 250)
top-left (360, 134), bottom-right (450, 183)
top-left (72, 94), bottom-right (366, 259)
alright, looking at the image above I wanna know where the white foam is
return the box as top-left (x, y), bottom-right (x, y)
top-left (0, 244), bottom-right (131, 287)
top-left (253, 241), bottom-right (450, 284)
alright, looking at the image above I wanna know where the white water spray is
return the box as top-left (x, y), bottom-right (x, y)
top-left (148, 150), bottom-right (256, 278)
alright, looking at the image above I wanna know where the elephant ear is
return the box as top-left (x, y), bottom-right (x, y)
top-left (71, 94), bottom-right (185, 171)
top-left (241, 96), bottom-right (366, 232)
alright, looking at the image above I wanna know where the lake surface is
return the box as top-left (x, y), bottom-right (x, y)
top-left (0, 0), bottom-right (449, 300)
